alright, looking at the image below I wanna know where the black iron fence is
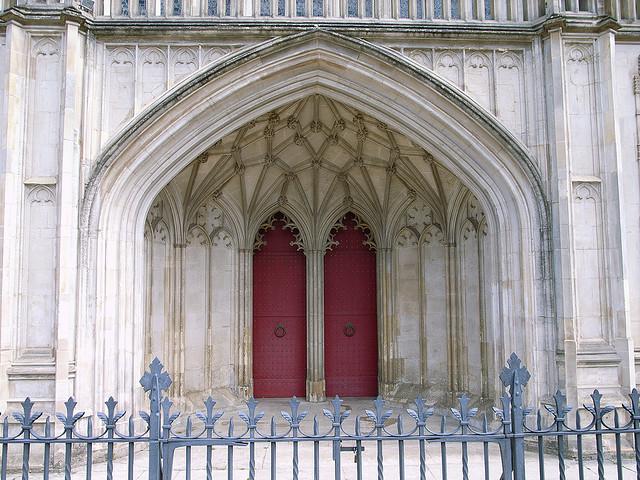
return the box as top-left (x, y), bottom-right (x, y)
top-left (0, 353), bottom-right (639, 479)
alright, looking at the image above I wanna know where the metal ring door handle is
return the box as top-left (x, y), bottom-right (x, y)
top-left (343, 322), bottom-right (356, 337)
top-left (274, 324), bottom-right (286, 338)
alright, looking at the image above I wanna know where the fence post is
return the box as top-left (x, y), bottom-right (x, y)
top-left (140, 358), bottom-right (172, 480)
top-left (499, 353), bottom-right (530, 480)
top-left (495, 393), bottom-right (512, 476)
top-left (325, 396), bottom-right (347, 480)
top-left (160, 397), bottom-right (179, 480)
top-left (14, 398), bottom-right (42, 480)
top-left (626, 389), bottom-right (640, 474)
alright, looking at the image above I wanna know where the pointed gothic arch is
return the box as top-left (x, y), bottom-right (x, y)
top-left (324, 211), bottom-right (378, 397)
top-left (252, 211), bottom-right (307, 397)
top-left (76, 29), bottom-right (553, 410)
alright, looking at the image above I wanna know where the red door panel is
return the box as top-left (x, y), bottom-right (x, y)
top-left (324, 213), bottom-right (378, 397)
top-left (253, 215), bottom-right (306, 398)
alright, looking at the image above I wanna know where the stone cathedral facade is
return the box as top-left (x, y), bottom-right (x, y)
top-left (1, 0), bottom-right (640, 415)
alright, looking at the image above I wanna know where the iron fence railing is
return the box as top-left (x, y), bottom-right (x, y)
top-left (0, 353), bottom-right (639, 479)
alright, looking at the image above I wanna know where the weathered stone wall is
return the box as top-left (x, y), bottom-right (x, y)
top-left (0, 6), bottom-right (638, 414)
top-left (614, 43), bottom-right (640, 388)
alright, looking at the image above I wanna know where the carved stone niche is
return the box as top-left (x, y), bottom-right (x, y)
top-left (325, 212), bottom-right (376, 252)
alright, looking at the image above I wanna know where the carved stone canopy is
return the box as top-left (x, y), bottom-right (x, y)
top-left (326, 212), bottom-right (376, 252)
top-left (254, 212), bottom-right (304, 252)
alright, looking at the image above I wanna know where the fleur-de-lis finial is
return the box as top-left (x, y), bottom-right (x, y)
top-left (161, 397), bottom-right (180, 428)
top-left (106, 396), bottom-right (117, 417)
top-left (196, 396), bottom-right (223, 428)
top-left (499, 353), bottom-right (531, 395)
top-left (139, 357), bottom-right (172, 399)
top-left (290, 396), bottom-right (300, 419)
top-left (55, 397), bottom-right (84, 429)
top-left (544, 390), bottom-right (572, 422)
top-left (12, 397), bottom-right (42, 428)
top-left (407, 396), bottom-right (434, 426)
top-left (492, 394), bottom-right (511, 423)
top-left (322, 395), bottom-right (350, 425)
top-left (203, 396), bottom-right (216, 417)
top-left (584, 389), bottom-right (614, 421)
top-left (97, 397), bottom-right (126, 428)
top-left (365, 396), bottom-right (393, 428)
top-left (239, 398), bottom-right (264, 428)
top-left (281, 396), bottom-right (307, 428)
top-left (624, 388), bottom-right (640, 420)
top-left (451, 394), bottom-right (478, 426)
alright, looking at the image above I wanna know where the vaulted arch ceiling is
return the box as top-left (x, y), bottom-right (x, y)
top-left (165, 94), bottom-right (473, 248)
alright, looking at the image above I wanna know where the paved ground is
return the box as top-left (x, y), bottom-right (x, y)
top-left (2, 397), bottom-right (639, 478)
top-left (28, 443), bottom-right (640, 479)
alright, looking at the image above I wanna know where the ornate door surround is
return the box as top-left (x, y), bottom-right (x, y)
top-left (251, 211), bottom-right (381, 399)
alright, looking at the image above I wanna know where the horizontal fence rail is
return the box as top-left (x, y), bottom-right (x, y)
top-left (0, 353), bottom-right (640, 479)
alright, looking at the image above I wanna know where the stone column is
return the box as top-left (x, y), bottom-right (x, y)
top-left (547, 0), bottom-right (563, 14)
top-left (617, 0), bottom-right (632, 19)
top-left (477, 231), bottom-right (489, 399)
top-left (441, 0), bottom-right (451, 19)
top-left (493, 0), bottom-right (506, 20)
top-left (377, 247), bottom-right (398, 397)
top-left (305, 249), bottom-right (325, 402)
top-left (380, 0), bottom-right (391, 18)
top-left (235, 248), bottom-right (253, 398)
top-left (173, 243), bottom-right (186, 399)
top-left (603, 0), bottom-right (619, 17)
top-left (423, 0), bottom-right (432, 18)
top-left (445, 243), bottom-right (464, 393)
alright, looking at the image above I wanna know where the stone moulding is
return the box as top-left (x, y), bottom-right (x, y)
top-left (81, 28), bottom-right (549, 233)
top-left (0, 4), bottom-right (627, 37)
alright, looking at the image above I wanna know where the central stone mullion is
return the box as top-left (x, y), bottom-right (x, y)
top-left (377, 247), bottom-right (398, 397)
top-left (237, 248), bottom-right (253, 399)
top-left (305, 249), bottom-right (326, 402)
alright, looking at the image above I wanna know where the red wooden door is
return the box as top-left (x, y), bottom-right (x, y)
top-left (324, 213), bottom-right (378, 397)
top-left (253, 214), bottom-right (306, 397)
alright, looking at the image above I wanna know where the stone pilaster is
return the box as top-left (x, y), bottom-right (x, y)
top-left (305, 249), bottom-right (325, 402)
top-left (605, 0), bottom-right (620, 18)
top-left (477, 234), bottom-right (489, 399)
top-left (235, 248), bottom-right (253, 398)
top-left (547, 0), bottom-right (563, 14)
top-left (445, 243), bottom-right (463, 393)
top-left (172, 243), bottom-right (186, 399)
top-left (597, 30), bottom-right (636, 394)
top-left (377, 247), bottom-right (398, 397)
top-left (54, 20), bottom-right (84, 411)
top-left (0, 21), bottom-right (27, 412)
top-left (544, 26), bottom-right (579, 407)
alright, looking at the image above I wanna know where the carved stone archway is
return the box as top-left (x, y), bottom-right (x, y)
top-left (78, 29), bottom-right (552, 410)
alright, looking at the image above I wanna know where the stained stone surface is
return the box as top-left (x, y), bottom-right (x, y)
top-left (0, 0), bottom-right (640, 436)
